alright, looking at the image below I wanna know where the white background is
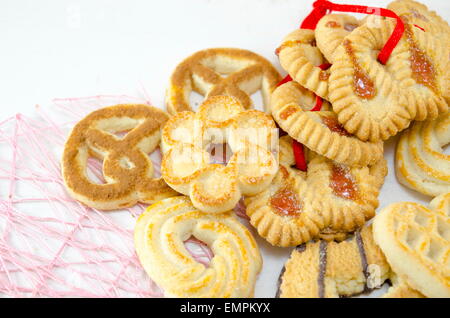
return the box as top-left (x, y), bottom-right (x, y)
top-left (1, 0), bottom-right (449, 297)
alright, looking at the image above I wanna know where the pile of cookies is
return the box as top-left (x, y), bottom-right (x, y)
top-left (60, 0), bottom-right (449, 298)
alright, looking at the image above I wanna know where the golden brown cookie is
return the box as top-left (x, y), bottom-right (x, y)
top-left (388, 0), bottom-right (450, 38)
top-left (388, 0), bottom-right (450, 103)
top-left (276, 29), bottom-right (330, 100)
top-left (61, 104), bottom-right (177, 210)
top-left (271, 81), bottom-right (384, 167)
top-left (134, 196), bottom-right (262, 297)
top-left (276, 225), bottom-right (391, 297)
top-left (396, 112), bottom-right (450, 197)
top-left (315, 14), bottom-right (361, 63)
top-left (329, 18), bottom-right (448, 142)
top-left (244, 136), bottom-right (387, 247)
top-left (166, 48), bottom-right (281, 114)
top-left (162, 95), bottom-right (278, 213)
top-left (373, 192), bottom-right (450, 298)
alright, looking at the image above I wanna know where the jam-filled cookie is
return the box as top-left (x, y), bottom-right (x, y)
top-left (276, 28), bottom-right (331, 100)
top-left (61, 104), bottom-right (177, 210)
top-left (166, 48), bottom-right (281, 114)
top-left (329, 18), bottom-right (448, 142)
top-left (388, 0), bottom-right (450, 103)
top-left (245, 136), bottom-right (387, 247)
top-left (396, 112), bottom-right (450, 197)
top-left (315, 14), bottom-right (361, 63)
top-left (134, 196), bottom-right (262, 297)
top-left (271, 81), bottom-right (384, 167)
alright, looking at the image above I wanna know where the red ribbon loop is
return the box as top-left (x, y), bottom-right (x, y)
top-left (300, 0), bottom-right (405, 64)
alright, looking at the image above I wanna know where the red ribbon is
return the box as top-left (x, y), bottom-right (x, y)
top-left (301, 0), bottom-right (405, 64)
top-left (277, 1), bottom-right (405, 171)
top-left (292, 140), bottom-right (307, 171)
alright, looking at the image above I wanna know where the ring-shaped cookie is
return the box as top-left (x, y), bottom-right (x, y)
top-left (166, 48), bottom-right (281, 115)
top-left (162, 95), bottom-right (278, 213)
top-left (315, 14), bottom-right (361, 63)
top-left (329, 18), bottom-right (448, 142)
top-left (134, 196), bottom-right (262, 298)
top-left (396, 112), bottom-right (450, 197)
top-left (271, 81), bottom-right (383, 167)
top-left (276, 29), bottom-right (330, 100)
top-left (244, 136), bottom-right (387, 247)
top-left (62, 104), bottom-right (177, 210)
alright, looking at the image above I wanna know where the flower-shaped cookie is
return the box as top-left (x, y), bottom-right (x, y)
top-left (161, 95), bottom-right (278, 213)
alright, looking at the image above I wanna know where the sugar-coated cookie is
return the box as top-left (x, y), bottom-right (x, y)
top-left (166, 48), bottom-right (281, 114)
top-left (62, 104), bottom-right (177, 210)
top-left (373, 193), bottom-right (450, 298)
top-left (161, 95), bottom-right (278, 213)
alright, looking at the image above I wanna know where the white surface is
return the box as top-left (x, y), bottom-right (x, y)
top-left (1, 0), bottom-right (449, 298)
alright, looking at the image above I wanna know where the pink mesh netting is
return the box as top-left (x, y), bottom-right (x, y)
top-left (0, 95), bottom-right (216, 297)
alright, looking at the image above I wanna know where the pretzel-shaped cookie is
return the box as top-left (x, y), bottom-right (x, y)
top-left (271, 81), bottom-right (384, 167)
top-left (329, 18), bottom-right (448, 142)
top-left (134, 196), bottom-right (262, 298)
top-left (373, 192), bottom-right (450, 298)
top-left (166, 48), bottom-right (282, 114)
top-left (276, 29), bottom-right (330, 100)
top-left (162, 95), bottom-right (278, 213)
top-left (62, 104), bottom-right (177, 210)
top-left (245, 136), bottom-right (387, 247)
top-left (396, 112), bottom-right (450, 197)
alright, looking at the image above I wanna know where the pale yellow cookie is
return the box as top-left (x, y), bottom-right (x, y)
top-left (61, 104), bottom-right (177, 210)
top-left (276, 29), bottom-right (330, 100)
top-left (161, 95), bottom-right (278, 213)
top-left (271, 81), bottom-right (384, 167)
top-left (396, 112), bottom-right (450, 197)
top-left (276, 225), bottom-right (392, 298)
top-left (245, 136), bottom-right (387, 247)
top-left (373, 193), bottom-right (450, 298)
top-left (166, 48), bottom-right (281, 114)
top-left (134, 196), bottom-right (262, 298)
top-left (329, 18), bottom-right (448, 142)
top-left (315, 14), bottom-right (361, 63)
